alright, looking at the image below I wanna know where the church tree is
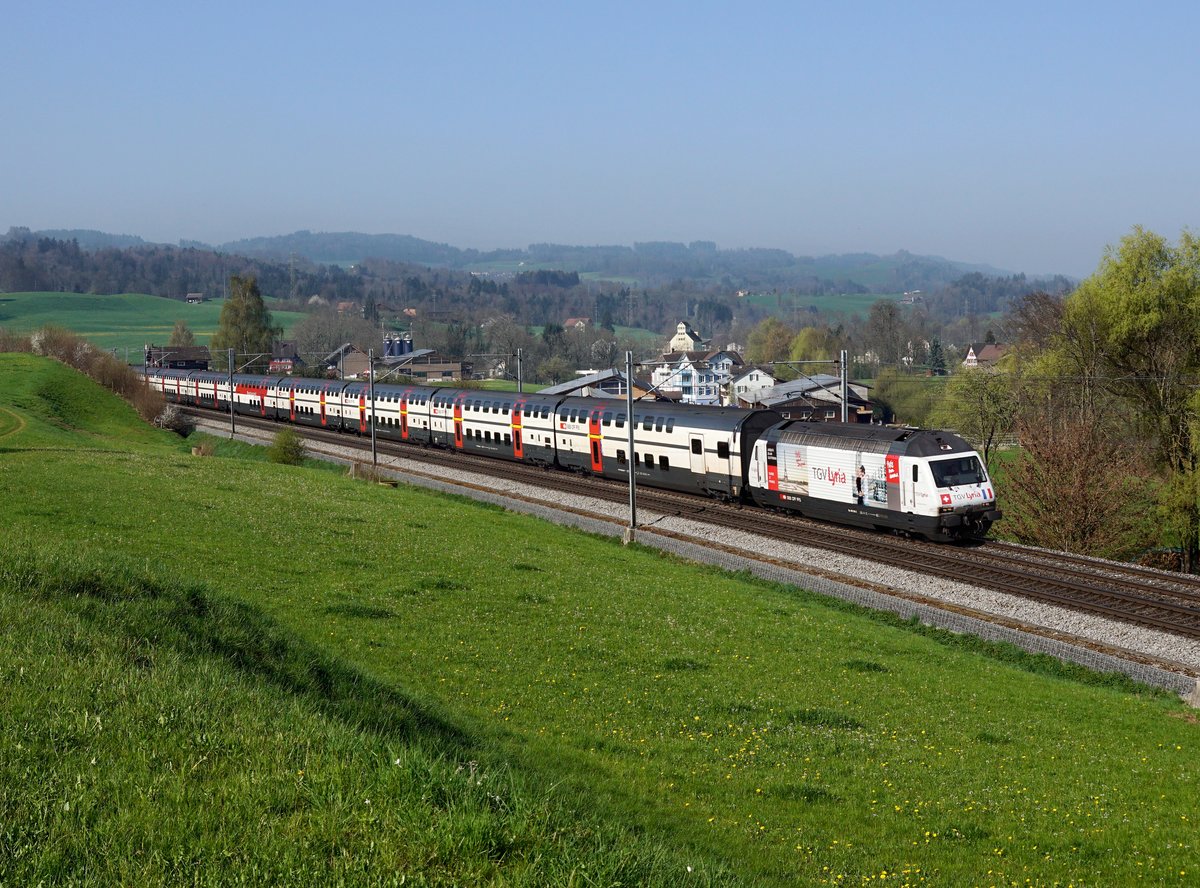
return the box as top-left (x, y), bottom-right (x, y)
top-left (210, 275), bottom-right (280, 371)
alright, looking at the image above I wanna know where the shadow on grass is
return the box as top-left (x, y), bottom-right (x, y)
top-left (1, 546), bottom-right (468, 751)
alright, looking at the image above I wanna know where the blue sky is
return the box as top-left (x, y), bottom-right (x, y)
top-left (3, 1), bottom-right (1197, 276)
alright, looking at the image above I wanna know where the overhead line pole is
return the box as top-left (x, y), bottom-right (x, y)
top-left (369, 347), bottom-right (377, 467)
top-left (625, 350), bottom-right (636, 544)
top-left (227, 349), bottom-right (236, 438)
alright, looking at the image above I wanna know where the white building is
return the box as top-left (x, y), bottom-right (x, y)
top-left (649, 349), bottom-right (745, 405)
top-left (730, 366), bottom-right (779, 406)
top-left (667, 321), bottom-right (709, 353)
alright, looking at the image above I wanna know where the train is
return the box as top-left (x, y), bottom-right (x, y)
top-left (144, 367), bottom-right (1002, 541)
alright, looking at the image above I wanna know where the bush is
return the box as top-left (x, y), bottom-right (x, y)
top-left (267, 427), bottom-right (306, 465)
top-left (154, 404), bottom-right (196, 437)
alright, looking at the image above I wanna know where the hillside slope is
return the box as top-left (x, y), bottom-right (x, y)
top-left (1, 354), bottom-right (1197, 886)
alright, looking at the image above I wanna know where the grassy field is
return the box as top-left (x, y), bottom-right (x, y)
top-left (740, 291), bottom-right (901, 319)
top-left (2, 353), bottom-right (1199, 886)
top-left (0, 291), bottom-right (305, 358)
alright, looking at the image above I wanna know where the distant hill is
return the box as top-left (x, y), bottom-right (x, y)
top-left (217, 230), bottom-right (1017, 294)
top-left (6, 225), bottom-right (1057, 296)
top-left (3, 227), bottom-right (154, 251)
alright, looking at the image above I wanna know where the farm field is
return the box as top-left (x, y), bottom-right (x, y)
top-left (739, 290), bottom-right (901, 319)
top-left (1, 353), bottom-right (1198, 886)
top-left (0, 291), bottom-right (305, 359)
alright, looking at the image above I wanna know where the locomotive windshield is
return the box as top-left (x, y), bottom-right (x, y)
top-left (929, 455), bottom-right (987, 488)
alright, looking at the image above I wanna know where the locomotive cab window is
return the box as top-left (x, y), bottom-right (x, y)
top-left (930, 455), bottom-right (986, 488)
top-left (717, 441), bottom-right (730, 459)
top-left (691, 439), bottom-right (702, 455)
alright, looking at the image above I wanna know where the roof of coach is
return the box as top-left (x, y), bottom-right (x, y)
top-left (558, 395), bottom-right (782, 431)
top-left (362, 381), bottom-right (443, 399)
top-left (771, 421), bottom-right (976, 457)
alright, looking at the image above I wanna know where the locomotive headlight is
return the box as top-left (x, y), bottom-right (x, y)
top-left (938, 505), bottom-right (955, 514)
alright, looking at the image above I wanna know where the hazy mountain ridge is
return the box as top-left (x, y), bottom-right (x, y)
top-left (216, 230), bottom-right (1019, 293)
top-left (5, 226), bottom-right (1044, 295)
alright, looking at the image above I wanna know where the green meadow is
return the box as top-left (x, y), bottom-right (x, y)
top-left (0, 292), bottom-right (305, 358)
top-left (1, 352), bottom-right (1198, 886)
top-left (739, 291), bottom-right (900, 319)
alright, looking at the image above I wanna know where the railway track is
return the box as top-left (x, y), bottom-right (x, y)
top-left (189, 409), bottom-right (1200, 644)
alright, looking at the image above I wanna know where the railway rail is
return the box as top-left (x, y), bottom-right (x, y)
top-left (188, 409), bottom-right (1200, 647)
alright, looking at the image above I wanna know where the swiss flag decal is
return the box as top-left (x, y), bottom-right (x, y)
top-left (940, 493), bottom-right (952, 505)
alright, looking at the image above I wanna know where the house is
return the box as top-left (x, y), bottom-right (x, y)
top-left (649, 352), bottom-right (721, 405)
top-left (666, 321), bottom-right (709, 353)
top-left (730, 366), bottom-right (779, 406)
top-left (268, 340), bottom-right (305, 374)
top-left (563, 317), bottom-right (591, 330)
top-left (749, 374), bottom-right (873, 423)
top-left (144, 345), bottom-right (211, 370)
top-left (648, 348), bottom-right (744, 405)
top-left (322, 344), bottom-right (372, 379)
top-left (538, 369), bottom-right (657, 399)
top-left (962, 342), bottom-right (1008, 369)
top-left (380, 348), bottom-right (464, 382)
top-left (185, 293), bottom-right (206, 304)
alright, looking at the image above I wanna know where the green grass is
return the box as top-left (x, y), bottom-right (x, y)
top-left (0, 291), bottom-right (305, 358)
top-left (740, 291), bottom-right (902, 319)
top-left (2, 353), bottom-right (1199, 886)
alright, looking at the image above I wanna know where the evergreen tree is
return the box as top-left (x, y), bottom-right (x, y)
top-left (210, 275), bottom-right (279, 370)
top-left (928, 335), bottom-right (946, 375)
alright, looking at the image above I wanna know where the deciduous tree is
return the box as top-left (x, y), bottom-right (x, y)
top-left (931, 369), bottom-right (1016, 471)
top-left (168, 319), bottom-right (195, 347)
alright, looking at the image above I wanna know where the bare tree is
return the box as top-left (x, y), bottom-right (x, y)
top-left (1003, 407), bottom-right (1156, 560)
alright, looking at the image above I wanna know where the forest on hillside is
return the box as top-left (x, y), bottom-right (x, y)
top-left (0, 227), bottom-right (1072, 352)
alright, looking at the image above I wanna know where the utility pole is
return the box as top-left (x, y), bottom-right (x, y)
top-left (840, 349), bottom-right (849, 423)
top-left (624, 350), bottom-right (637, 544)
top-left (369, 348), bottom-right (377, 467)
top-left (227, 348), bottom-right (235, 438)
top-left (516, 347), bottom-right (523, 393)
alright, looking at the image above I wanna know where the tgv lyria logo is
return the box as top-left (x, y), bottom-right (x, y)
top-left (812, 466), bottom-right (846, 484)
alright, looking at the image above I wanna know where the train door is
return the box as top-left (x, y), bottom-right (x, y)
top-left (588, 408), bottom-right (603, 472)
top-left (400, 390), bottom-right (410, 440)
top-left (288, 384), bottom-right (296, 422)
top-left (900, 458), bottom-right (916, 511)
top-left (320, 383), bottom-right (328, 427)
top-left (358, 391), bottom-right (367, 433)
top-left (259, 379), bottom-right (267, 416)
top-left (689, 434), bottom-right (706, 476)
top-left (511, 399), bottom-right (525, 459)
top-left (453, 395), bottom-right (464, 449)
